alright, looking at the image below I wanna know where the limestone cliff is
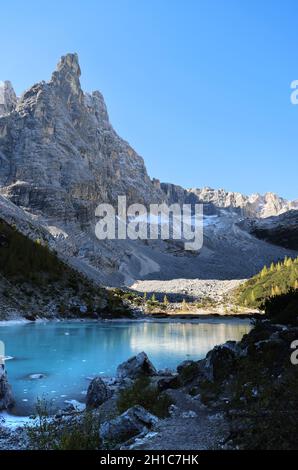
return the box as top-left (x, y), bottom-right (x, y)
top-left (0, 54), bottom-right (164, 223)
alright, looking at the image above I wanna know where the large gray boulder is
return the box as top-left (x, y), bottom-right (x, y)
top-left (99, 405), bottom-right (158, 445)
top-left (116, 352), bottom-right (157, 380)
top-left (86, 377), bottom-right (111, 409)
top-left (204, 341), bottom-right (239, 382)
top-left (0, 365), bottom-right (14, 410)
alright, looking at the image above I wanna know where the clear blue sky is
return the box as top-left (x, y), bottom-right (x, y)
top-left (1, 0), bottom-right (298, 200)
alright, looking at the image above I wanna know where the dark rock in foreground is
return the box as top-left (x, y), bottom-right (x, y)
top-left (86, 377), bottom-right (112, 409)
top-left (116, 352), bottom-right (157, 380)
top-left (0, 365), bottom-right (14, 411)
top-left (99, 405), bottom-right (158, 445)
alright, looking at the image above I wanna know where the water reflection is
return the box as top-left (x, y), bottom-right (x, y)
top-left (0, 319), bottom-right (251, 415)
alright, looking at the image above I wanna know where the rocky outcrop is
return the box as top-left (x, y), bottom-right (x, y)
top-left (204, 341), bottom-right (240, 382)
top-left (0, 81), bottom-right (17, 116)
top-left (239, 210), bottom-right (298, 250)
top-left (0, 53), bottom-right (164, 222)
top-left (116, 352), bottom-right (157, 380)
top-left (86, 377), bottom-right (111, 409)
top-left (99, 405), bottom-right (158, 445)
top-left (0, 365), bottom-right (14, 410)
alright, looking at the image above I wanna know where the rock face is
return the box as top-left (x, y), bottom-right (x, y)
top-left (86, 377), bottom-right (111, 409)
top-left (239, 210), bottom-right (298, 250)
top-left (187, 187), bottom-right (298, 219)
top-left (0, 365), bottom-right (14, 410)
top-left (160, 182), bottom-right (216, 215)
top-left (116, 352), bottom-right (157, 380)
top-left (0, 81), bottom-right (17, 115)
top-left (0, 53), bottom-right (164, 222)
top-left (99, 405), bottom-right (158, 445)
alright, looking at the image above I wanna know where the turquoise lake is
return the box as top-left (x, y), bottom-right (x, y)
top-left (0, 319), bottom-right (252, 415)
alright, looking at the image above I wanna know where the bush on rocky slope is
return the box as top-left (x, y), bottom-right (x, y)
top-left (117, 376), bottom-right (173, 418)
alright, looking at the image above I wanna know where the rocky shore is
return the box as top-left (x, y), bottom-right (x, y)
top-left (1, 316), bottom-right (297, 450)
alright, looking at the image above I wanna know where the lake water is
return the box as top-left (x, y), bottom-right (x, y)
top-left (0, 319), bottom-right (252, 415)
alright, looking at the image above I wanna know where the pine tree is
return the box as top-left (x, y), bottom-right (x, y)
top-left (261, 266), bottom-right (268, 278)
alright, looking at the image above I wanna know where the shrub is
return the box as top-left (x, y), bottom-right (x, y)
top-left (117, 376), bottom-right (173, 418)
top-left (27, 398), bottom-right (100, 450)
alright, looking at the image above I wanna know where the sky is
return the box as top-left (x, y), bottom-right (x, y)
top-left (1, 0), bottom-right (298, 200)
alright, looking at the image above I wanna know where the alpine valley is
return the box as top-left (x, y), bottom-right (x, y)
top-left (0, 54), bottom-right (298, 451)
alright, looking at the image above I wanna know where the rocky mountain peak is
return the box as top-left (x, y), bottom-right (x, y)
top-left (56, 53), bottom-right (81, 77)
top-left (0, 53), bottom-right (164, 221)
top-left (51, 53), bottom-right (83, 102)
top-left (0, 80), bottom-right (17, 115)
top-left (188, 187), bottom-right (298, 218)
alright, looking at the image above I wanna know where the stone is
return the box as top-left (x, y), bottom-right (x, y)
top-left (116, 352), bottom-right (157, 380)
top-left (28, 373), bottom-right (46, 380)
top-left (157, 375), bottom-right (180, 391)
top-left (86, 376), bottom-right (111, 409)
top-left (0, 365), bottom-right (14, 410)
top-left (99, 405), bottom-right (158, 445)
top-left (204, 342), bottom-right (239, 382)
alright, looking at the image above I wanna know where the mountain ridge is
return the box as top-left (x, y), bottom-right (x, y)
top-left (0, 53), bottom-right (297, 288)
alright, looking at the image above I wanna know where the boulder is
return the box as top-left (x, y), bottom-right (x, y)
top-left (116, 352), bottom-right (157, 380)
top-left (86, 376), bottom-right (111, 409)
top-left (157, 375), bottom-right (180, 391)
top-left (204, 341), bottom-right (239, 382)
top-left (99, 405), bottom-right (158, 445)
top-left (0, 365), bottom-right (14, 410)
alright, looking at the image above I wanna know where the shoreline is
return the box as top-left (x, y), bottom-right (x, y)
top-left (0, 313), bottom-right (257, 326)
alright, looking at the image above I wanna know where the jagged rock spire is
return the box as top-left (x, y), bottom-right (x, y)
top-left (55, 53), bottom-right (81, 77)
top-left (51, 53), bottom-right (83, 100)
top-left (0, 80), bottom-right (17, 115)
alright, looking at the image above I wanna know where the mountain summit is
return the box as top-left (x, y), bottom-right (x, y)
top-left (0, 53), bottom-right (164, 222)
